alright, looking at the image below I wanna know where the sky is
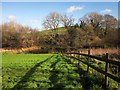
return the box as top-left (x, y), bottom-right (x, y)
top-left (1, 0), bottom-right (120, 2)
top-left (2, 2), bottom-right (118, 30)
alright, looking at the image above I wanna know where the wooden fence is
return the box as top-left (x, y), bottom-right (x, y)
top-left (64, 49), bottom-right (120, 89)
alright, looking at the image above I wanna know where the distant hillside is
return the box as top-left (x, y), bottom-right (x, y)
top-left (39, 27), bottom-right (67, 35)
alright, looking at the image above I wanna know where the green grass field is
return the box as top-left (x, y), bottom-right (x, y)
top-left (2, 53), bottom-right (118, 89)
top-left (39, 27), bottom-right (67, 35)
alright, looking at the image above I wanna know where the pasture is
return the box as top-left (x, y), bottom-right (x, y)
top-left (2, 53), bottom-right (119, 89)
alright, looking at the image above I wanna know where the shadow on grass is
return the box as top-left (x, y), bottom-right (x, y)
top-left (48, 55), bottom-right (65, 89)
top-left (12, 55), bottom-right (54, 89)
top-left (61, 55), bottom-right (73, 64)
top-left (61, 55), bottom-right (103, 90)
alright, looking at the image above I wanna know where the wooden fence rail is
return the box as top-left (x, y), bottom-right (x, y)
top-left (64, 50), bottom-right (120, 89)
top-left (68, 52), bottom-right (120, 66)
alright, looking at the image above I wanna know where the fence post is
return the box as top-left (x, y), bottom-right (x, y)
top-left (104, 53), bottom-right (108, 89)
top-left (87, 49), bottom-right (90, 73)
top-left (77, 51), bottom-right (80, 67)
top-left (74, 52), bottom-right (76, 57)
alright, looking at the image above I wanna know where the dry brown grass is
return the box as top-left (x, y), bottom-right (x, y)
top-left (0, 47), bottom-right (119, 57)
top-left (80, 48), bottom-right (119, 55)
top-left (0, 46), bottom-right (39, 54)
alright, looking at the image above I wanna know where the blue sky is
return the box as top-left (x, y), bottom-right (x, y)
top-left (1, 0), bottom-right (120, 2)
top-left (2, 2), bottom-right (118, 30)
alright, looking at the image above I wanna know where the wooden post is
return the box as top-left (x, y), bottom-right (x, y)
top-left (77, 51), bottom-right (80, 59)
top-left (74, 52), bottom-right (75, 57)
top-left (104, 53), bottom-right (108, 89)
top-left (87, 49), bottom-right (90, 73)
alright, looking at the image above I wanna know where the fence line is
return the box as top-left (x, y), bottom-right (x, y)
top-left (64, 50), bottom-right (120, 89)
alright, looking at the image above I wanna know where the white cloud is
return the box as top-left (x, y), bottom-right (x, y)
top-left (7, 15), bottom-right (15, 22)
top-left (101, 9), bottom-right (112, 14)
top-left (66, 6), bottom-right (84, 13)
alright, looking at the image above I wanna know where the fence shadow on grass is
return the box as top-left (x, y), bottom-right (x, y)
top-left (48, 55), bottom-right (64, 89)
top-left (12, 55), bottom-right (54, 89)
top-left (61, 55), bottom-right (103, 90)
top-left (49, 55), bottom-right (83, 89)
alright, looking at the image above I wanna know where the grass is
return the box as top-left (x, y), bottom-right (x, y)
top-left (2, 53), bottom-right (82, 89)
top-left (2, 53), bottom-right (53, 88)
top-left (39, 27), bottom-right (67, 35)
top-left (2, 53), bottom-right (119, 89)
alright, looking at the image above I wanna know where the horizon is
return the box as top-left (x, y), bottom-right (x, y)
top-left (2, 2), bottom-right (118, 30)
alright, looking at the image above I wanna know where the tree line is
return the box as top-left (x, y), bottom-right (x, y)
top-left (1, 12), bottom-right (119, 53)
top-left (42, 12), bottom-right (119, 52)
top-left (1, 22), bottom-right (40, 48)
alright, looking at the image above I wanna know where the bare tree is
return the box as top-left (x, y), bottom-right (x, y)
top-left (42, 12), bottom-right (61, 30)
top-left (79, 12), bottom-right (116, 38)
top-left (60, 14), bottom-right (74, 28)
top-left (103, 14), bottom-right (117, 30)
top-left (2, 21), bottom-right (40, 48)
top-left (87, 12), bottom-right (103, 37)
top-left (79, 12), bottom-right (102, 29)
